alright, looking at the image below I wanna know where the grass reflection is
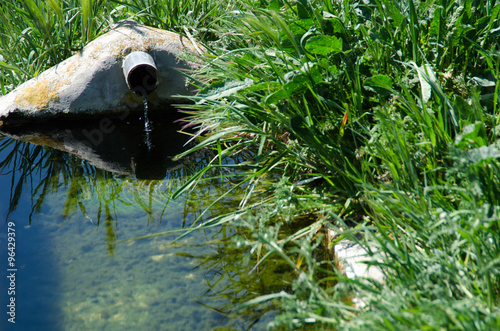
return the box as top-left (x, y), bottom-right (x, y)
top-left (0, 131), bottom-right (322, 328)
top-left (0, 132), bottom-right (200, 228)
top-left (0, 136), bottom-right (57, 220)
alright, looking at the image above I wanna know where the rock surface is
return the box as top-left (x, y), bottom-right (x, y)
top-left (0, 20), bottom-right (204, 126)
top-left (329, 228), bottom-right (385, 308)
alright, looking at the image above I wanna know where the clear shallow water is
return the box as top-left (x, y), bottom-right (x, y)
top-left (0, 112), bottom-right (277, 330)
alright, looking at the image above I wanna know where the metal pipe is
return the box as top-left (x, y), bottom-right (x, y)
top-left (122, 51), bottom-right (158, 96)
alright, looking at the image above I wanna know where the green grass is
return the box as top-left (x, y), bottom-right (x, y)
top-left (1, 0), bottom-right (500, 329)
top-left (173, 0), bottom-right (500, 329)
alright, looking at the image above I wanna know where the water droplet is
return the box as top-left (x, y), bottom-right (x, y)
top-left (142, 93), bottom-right (152, 151)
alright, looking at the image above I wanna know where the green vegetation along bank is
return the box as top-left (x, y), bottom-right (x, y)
top-left (1, 0), bottom-right (500, 329)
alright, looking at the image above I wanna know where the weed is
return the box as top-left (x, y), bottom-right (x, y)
top-left (1, 0), bottom-right (500, 329)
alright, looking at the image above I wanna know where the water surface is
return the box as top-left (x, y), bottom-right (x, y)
top-left (0, 112), bottom-right (278, 330)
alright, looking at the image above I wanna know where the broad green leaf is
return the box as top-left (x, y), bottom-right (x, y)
top-left (381, 0), bottom-right (404, 27)
top-left (429, 6), bottom-right (441, 36)
top-left (455, 122), bottom-right (487, 149)
top-left (322, 12), bottom-right (345, 34)
top-left (266, 62), bottom-right (322, 104)
top-left (409, 61), bottom-right (458, 130)
top-left (267, 0), bottom-right (282, 11)
top-left (475, 15), bottom-right (491, 31)
top-left (363, 74), bottom-right (394, 96)
top-left (284, 61), bottom-right (322, 84)
top-left (416, 64), bottom-right (434, 103)
top-left (453, 95), bottom-right (476, 124)
top-left (305, 35), bottom-right (342, 55)
top-left (488, 5), bottom-right (500, 32)
top-left (266, 79), bottom-right (307, 104)
top-left (290, 18), bottom-right (314, 36)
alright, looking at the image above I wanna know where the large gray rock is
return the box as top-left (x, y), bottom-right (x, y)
top-left (0, 20), bottom-right (204, 126)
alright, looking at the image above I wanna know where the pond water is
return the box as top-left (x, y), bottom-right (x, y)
top-left (0, 111), bottom-right (280, 330)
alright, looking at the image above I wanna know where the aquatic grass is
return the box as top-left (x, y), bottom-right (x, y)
top-left (0, 139), bottom-right (47, 219)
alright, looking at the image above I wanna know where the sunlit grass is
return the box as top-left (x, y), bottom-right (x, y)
top-left (1, 0), bottom-right (500, 329)
top-left (171, 0), bottom-right (500, 329)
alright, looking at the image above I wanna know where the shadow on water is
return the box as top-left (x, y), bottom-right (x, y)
top-left (1, 107), bottom-right (193, 180)
top-left (0, 138), bottom-right (64, 330)
top-left (0, 110), bottom-right (290, 330)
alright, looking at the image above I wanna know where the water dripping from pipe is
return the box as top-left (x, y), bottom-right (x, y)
top-left (141, 92), bottom-right (152, 151)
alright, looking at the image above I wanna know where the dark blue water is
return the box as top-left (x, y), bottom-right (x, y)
top-left (0, 170), bottom-right (63, 330)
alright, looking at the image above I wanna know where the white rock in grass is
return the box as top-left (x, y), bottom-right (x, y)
top-left (0, 19), bottom-right (203, 126)
top-left (330, 229), bottom-right (385, 309)
top-left (334, 240), bottom-right (385, 282)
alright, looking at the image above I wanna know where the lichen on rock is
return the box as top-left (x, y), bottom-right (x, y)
top-left (0, 19), bottom-right (204, 126)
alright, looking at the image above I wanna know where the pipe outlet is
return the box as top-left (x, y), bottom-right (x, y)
top-left (122, 51), bottom-right (158, 95)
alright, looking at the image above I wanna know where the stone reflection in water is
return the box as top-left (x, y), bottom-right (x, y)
top-left (0, 108), bottom-right (191, 180)
top-left (0, 118), bottom-right (289, 330)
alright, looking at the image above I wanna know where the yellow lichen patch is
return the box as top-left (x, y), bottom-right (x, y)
top-left (65, 61), bottom-right (78, 76)
top-left (20, 134), bottom-right (68, 152)
top-left (113, 42), bottom-right (144, 60)
top-left (86, 45), bottom-right (103, 60)
top-left (15, 79), bottom-right (60, 110)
